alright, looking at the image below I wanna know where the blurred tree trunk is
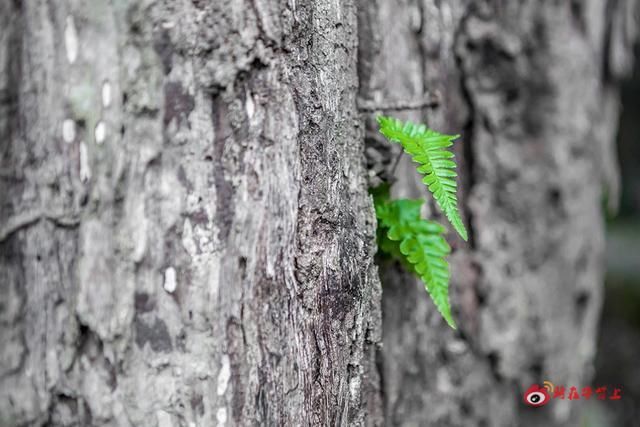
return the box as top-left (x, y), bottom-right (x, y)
top-left (0, 1), bottom-right (381, 426)
top-left (0, 0), bottom-right (636, 427)
top-left (359, 0), bottom-right (636, 426)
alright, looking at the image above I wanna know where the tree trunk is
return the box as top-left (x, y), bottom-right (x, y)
top-left (0, 1), bottom-right (381, 425)
top-left (359, 0), bottom-right (636, 426)
top-left (0, 1), bottom-right (635, 427)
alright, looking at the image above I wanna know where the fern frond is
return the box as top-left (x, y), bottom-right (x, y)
top-left (374, 191), bottom-right (456, 328)
top-left (377, 116), bottom-right (468, 241)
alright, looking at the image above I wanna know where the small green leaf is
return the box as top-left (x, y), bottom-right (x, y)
top-left (372, 189), bottom-right (456, 329)
top-left (377, 115), bottom-right (468, 241)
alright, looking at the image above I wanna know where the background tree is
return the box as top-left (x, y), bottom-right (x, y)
top-left (0, 0), bottom-right (636, 426)
top-left (360, 1), bottom-right (636, 425)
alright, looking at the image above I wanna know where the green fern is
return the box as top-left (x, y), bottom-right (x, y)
top-left (377, 116), bottom-right (468, 241)
top-left (373, 186), bottom-right (455, 328)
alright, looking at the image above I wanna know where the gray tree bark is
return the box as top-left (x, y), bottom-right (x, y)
top-left (0, 0), bottom-right (381, 426)
top-left (0, 1), bottom-right (635, 427)
top-left (359, 0), bottom-right (637, 426)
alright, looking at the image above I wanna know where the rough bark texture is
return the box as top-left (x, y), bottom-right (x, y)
top-left (359, 0), bottom-right (636, 426)
top-left (0, 0), bottom-right (381, 426)
top-left (0, 0), bottom-right (636, 426)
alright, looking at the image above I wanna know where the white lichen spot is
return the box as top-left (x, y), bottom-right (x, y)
top-left (245, 92), bottom-right (255, 119)
top-left (79, 142), bottom-right (91, 182)
top-left (62, 119), bottom-right (76, 143)
top-left (163, 267), bottom-right (177, 293)
top-left (64, 16), bottom-right (79, 64)
top-left (349, 376), bottom-right (361, 399)
top-left (101, 81), bottom-right (112, 108)
top-left (216, 407), bottom-right (227, 426)
top-left (94, 121), bottom-right (107, 144)
top-left (131, 217), bottom-right (148, 263)
top-left (217, 355), bottom-right (231, 396)
top-left (162, 21), bottom-right (175, 29)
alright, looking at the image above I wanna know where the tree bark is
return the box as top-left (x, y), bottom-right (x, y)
top-left (1, 1), bottom-right (381, 426)
top-left (359, 0), bottom-right (636, 426)
top-left (0, 0), bottom-right (636, 426)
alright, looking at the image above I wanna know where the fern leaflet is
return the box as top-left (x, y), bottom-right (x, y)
top-left (373, 187), bottom-right (456, 328)
top-left (377, 116), bottom-right (468, 241)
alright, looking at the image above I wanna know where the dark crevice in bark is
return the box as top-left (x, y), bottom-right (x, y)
top-left (374, 342), bottom-right (386, 422)
top-left (603, 0), bottom-right (618, 83)
top-left (454, 5), bottom-right (478, 251)
top-left (0, 0), bottom-right (22, 224)
top-left (486, 351), bottom-right (504, 383)
top-left (210, 94), bottom-right (236, 244)
top-left (415, 0), bottom-right (429, 121)
top-left (460, 113), bottom-right (477, 247)
top-left (0, 244), bottom-right (28, 382)
top-left (355, 2), bottom-right (388, 423)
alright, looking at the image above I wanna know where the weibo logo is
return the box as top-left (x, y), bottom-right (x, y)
top-left (523, 384), bottom-right (551, 407)
top-left (524, 380), bottom-right (623, 408)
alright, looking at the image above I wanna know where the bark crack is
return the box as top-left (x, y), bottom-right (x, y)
top-left (0, 210), bottom-right (81, 242)
top-left (453, 4), bottom-right (478, 250)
